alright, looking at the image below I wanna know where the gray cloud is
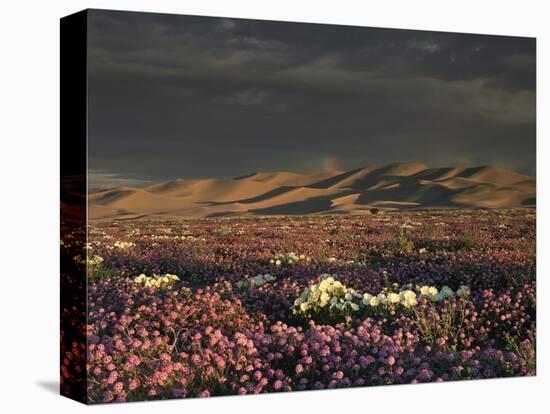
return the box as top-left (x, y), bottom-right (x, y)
top-left (88, 170), bottom-right (153, 189)
top-left (87, 9), bottom-right (536, 181)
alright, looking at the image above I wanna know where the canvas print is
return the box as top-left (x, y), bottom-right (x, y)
top-left (60, 9), bottom-right (536, 404)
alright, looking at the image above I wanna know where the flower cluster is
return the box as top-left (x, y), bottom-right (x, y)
top-left (293, 274), bottom-right (362, 321)
top-left (363, 284), bottom-right (470, 310)
top-left (73, 254), bottom-right (104, 271)
top-left (270, 252), bottom-right (311, 266)
top-left (294, 276), bottom-right (473, 321)
top-left (74, 210), bottom-right (536, 403)
top-left (363, 289), bottom-right (418, 308)
top-left (113, 241), bottom-right (135, 249)
top-left (236, 274), bottom-right (277, 289)
top-left (133, 273), bottom-right (180, 289)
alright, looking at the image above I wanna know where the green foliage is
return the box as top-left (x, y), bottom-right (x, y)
top-left (458, 226), bottom-right (480, 249)
top-left (88, 267), bottom-right (120, 282)
top-left (503, 271), bottom-right (536, 288)
top-left (397, 227), bottom-right (415, 255)
top-left (413, 298), bottom-right (469, 350)
top-left (504, 326), bottom-right (536, 373)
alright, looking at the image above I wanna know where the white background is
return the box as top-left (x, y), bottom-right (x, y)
top-left (0, 0), bottom-right (548, 412)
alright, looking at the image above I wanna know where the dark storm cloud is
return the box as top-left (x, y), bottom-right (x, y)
top-left (87, 9), bottom-right (536, 183)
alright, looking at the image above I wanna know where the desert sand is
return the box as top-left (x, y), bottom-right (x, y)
top-left (85, 163), bottom-right (536, 219)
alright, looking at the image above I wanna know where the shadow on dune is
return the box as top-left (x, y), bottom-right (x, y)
top-left (250, 197), bottom-right (335, 215)
top-left (198, 186), bottom-right (296, 206)
top-left (356, 182), bottom-right (462, 207)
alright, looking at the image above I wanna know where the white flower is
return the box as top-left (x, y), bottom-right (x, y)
top-left (400, 290), bottom-right (417, 301)
top-left (387, 293), bottom-right (400, 304)
top-left (113, 240), bottom-right (135, 249)
top-left (369, 296), bottom-right (380, 307)
top-left (253, 277), bottom-right (265, 287)
top-left (294, 275), bottom-right (362, 318)
top-left (399, 290), bottom-right (417, 308)
top-left (376, 293), bottom-right (388, 305)
top-left (133, 274), bottom-right (147, 284)
top-left (320, 293), bottom-right (330, 307)
top-left (457, 285), bottom-right (470, 297)
top-left (436, 286), bottom-right (454, 301)
top-left (402, 297), bottom-right (418, 308)
top-left (134, 273), bottom-right (180, 289)
top-left (420, 285), bottom-right (439, 300)
top-left (362, 293), bottom-right (373, 306)
top-left (271, 252), bottom-right (310, 266)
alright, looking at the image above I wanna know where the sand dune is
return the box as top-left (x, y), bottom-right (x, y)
top-left (456, 166), bottom-right (530, 185)
top-left (235, 170), bottom-right (342, 187)
top-left (87, 163), bottom-right (536, 219)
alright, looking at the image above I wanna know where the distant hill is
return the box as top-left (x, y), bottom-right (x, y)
top-left (88, 163), bottom-right (535, 219)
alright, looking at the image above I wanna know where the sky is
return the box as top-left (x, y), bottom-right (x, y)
top-left (87, 9), bottom-right (536, 187)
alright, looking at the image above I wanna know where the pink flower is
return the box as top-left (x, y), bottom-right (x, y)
top-left (333, 371), bottom-right (344, 380)
top-left (128, 379), bottom-right (139, 391)
top-left (106, 371), bottom-right (118, 384)
top-left (198, 390), bottom-right (210, 398)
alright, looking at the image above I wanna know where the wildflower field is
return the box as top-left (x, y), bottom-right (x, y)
top-left (61, 209), bottom-right (536, 403)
